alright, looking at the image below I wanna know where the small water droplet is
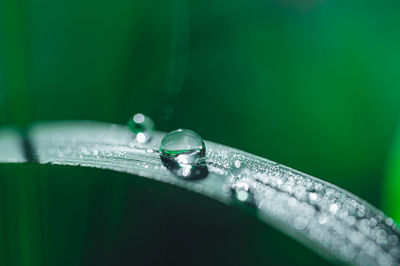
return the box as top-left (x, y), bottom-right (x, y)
top-left (160, 129), bottom-right (207, 179)
top-left (309, 192), bottom-right (318, 202)
top-left (329, 203), bottom-right (339, 214)
top-left (385, 218), bottom-right (394, 226)
top-left (234, 160), bottom-right (241, 168)
top-left (388, 235), bottom-right (399, 246)
top-left (127, 113), bottom-right (154, 143)
top-left (231, 181), bottom-right (255, 206)
top-left (229, 163), bottom-right (250, 182)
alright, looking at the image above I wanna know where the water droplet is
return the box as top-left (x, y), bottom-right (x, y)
top-left (388, 235), bottom-right (399, 246)
top-left (294, 216), bottom-right (308, 230)
top-left (385, 218), bottom-right (394, 226)
top-left (318, 214), bottom-right (328, 224)
top-left (159, 129), bottom-right (207, 179)
top-left (127, 113), bottom-right (154, 143)
top-left (309, 192), bottom-right (318, 202)
top-left (329, 203), bottom-right (339, 214)
top-left (234, 160), bottom-right (241, 168)
top-left (229, 162), bottom-right (250, 182)
top-left (231, 181), bottom-right (255, 206)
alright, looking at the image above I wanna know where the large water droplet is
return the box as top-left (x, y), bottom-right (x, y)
top-left (127, 113), bottom-right (154, 143)
top-left (160, 129), bottom-right (207, 179)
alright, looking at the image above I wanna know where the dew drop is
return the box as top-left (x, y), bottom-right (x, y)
top-left (234, 160), bottom-right (241, 168)
top-left (160, 129), bottom-right (207, 179)
top-left (329, 203), bottom-right (339, 214)
top-left (231, 181), bottom-right (255, 206)
top-left (127, 113), bottom-right (154, 143)
top-left (309, 192), bottom-right (318, 202)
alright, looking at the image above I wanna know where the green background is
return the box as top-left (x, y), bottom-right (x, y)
top-left (1, 0), bottom-right (400, 265)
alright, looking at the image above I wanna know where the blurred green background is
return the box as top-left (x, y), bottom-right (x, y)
top-left (1, 0), bottom-right (400, 265)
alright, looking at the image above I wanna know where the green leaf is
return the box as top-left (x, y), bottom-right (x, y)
top-left (0, 128), bottom-right (26, 163)
top-left (384, 124), bottom-right (400, 222)
top-left (1, 120), bottom-right (400, 265)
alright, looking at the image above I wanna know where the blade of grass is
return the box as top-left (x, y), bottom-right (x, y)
top-left (383, 122), bottom-right (400, 222)
top-left (0, 120), bottom-right (399, 265)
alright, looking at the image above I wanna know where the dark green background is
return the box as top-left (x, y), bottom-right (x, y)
top-left (1, 0), bottom-right (400, 265)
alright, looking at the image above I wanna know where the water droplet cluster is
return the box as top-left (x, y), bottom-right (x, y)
top-left (207, 151), bottom-right (400, 266)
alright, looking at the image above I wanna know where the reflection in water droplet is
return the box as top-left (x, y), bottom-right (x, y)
top-left (127, 113), bottom-right (154, 143)
top-left (159, 129), bottom-right (207, 179)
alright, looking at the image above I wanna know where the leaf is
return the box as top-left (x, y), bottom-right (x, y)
top-left (384, 123), bottom-right (400, 223)
top-left (0, 127), bottom-right (26, 163)
top-left (1, 120), bottom-right (399, 265)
